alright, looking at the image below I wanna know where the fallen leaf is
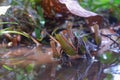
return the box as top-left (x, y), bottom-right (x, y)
top-left (59, 0), bottom-right (97, 17)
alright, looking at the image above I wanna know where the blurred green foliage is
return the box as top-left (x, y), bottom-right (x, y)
top-left (9, 0), bottom-right (45, 41)
top-left (79, 0), bottom-right (120, 19)
top-left (99, 52), bottom-right (117, 64)
top-left (79, 0), bottom-right (120, 11)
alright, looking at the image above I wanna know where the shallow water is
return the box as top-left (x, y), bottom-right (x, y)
top-left (0, 45), bottom-right (120, 80)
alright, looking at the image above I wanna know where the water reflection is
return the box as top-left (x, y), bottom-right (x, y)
top-left (104, 64), bottom-right (120, 80)
top-left (36, 58), bottom-right (103, 80)
top-left (0, 46), bottom-right (119, 80)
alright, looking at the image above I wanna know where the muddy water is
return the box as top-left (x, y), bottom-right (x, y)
top-left (0, 45), bottom-right (120, 80)
top-left (0, 45), bottom-right (55, 66)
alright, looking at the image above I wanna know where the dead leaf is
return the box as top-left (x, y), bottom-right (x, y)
top-left (59, 0), bottom-right (97, 17)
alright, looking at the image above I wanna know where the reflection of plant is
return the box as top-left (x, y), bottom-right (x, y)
top-left (2, 64), bottom-right (35, 80)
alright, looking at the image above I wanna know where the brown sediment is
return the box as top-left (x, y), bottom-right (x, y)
top-left (0, 45), bottom-right (57, 66)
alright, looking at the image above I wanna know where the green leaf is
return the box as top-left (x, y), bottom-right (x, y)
top-left (26, 64), bottom-right (34, 73)
top-left (100, 52), bottom-right (117, 64)
top-left (37, 6), bottom-right (45, 26)
top-left (55, 34), bottom-right (76, 56)
top-left (35, 27), bottom-right (41, 40)
top-left (0, 30), bottom-right (30, 38)
top-left (2, 65), bottom-right (13, 71)
top-left (0, 22), bottom-right (18, 25)
top-left (16, 73), bottom-right (24, 80)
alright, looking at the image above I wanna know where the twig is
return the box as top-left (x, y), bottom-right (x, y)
top-left (101, 33), bottom-right (120, 47)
